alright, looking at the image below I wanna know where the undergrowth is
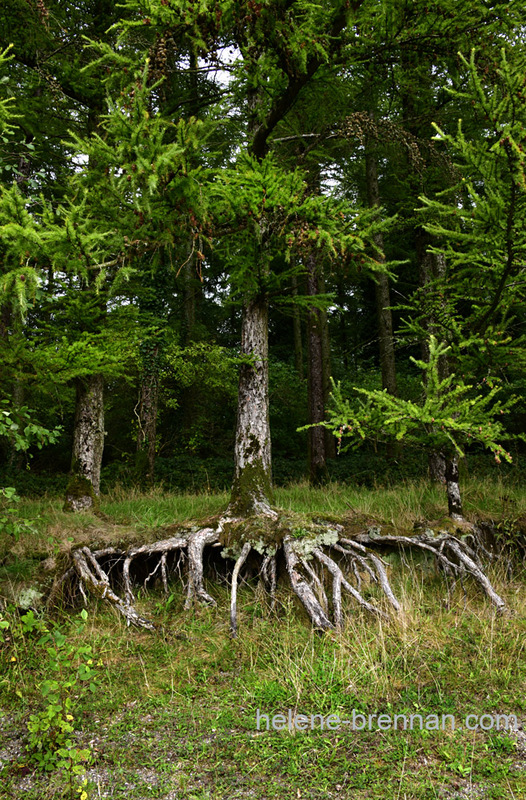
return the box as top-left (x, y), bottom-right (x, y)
top-left (0, 481), bottom-right (525, 798)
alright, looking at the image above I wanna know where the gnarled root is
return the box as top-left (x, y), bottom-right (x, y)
top-left (283, 535), bottom-right (333, 630)
top-left (354, 530), bottom-right (506, 612)
top-left (72, 546), bottom-right (156, 630)
top-left (261, 554), bottom-right (277, 612)
top-left (54, 516), bottom-right (506, 633)
top-left (68, 528), bottom-right (220, 629)
top-left (230, 542), bottom-right (251, 637)
top-left (123, 535), bottom-right (187, 605)
top-left (312, 548), bottom-right (389, 620)
top-left (185, 528), bottom-right (219, 609)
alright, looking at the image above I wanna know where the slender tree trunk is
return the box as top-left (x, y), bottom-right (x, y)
top-left (291, 273), bottom-right (304, 379)
top-left (428, 451), bottom-right (446, 483)
top-left (64, 101), bottom-right (107, 512)
top-left (228, 2), bottom-right (352, 515)
top-left (419, 245), bottom-right (464, 518)
top-left (417, 232), bottom-right (450, 484)
top-left (64, 374), bottom-right (105, 511)
top-left (8, 375), bottom-right (24, 471)
top-left (445, 456), bottom-right (463, 520)
top-left (365, 126), bottom-right (397, 398)
top-left (183, 252), bottom-right (197, 339)
top-left (135, 352), bottom-right (159, 487)
top-left (335, 277), bottom-right (350, 372)
top-left (374, 276), bottom-right (397, 396)
top-left (0, 311), bottom-right (25, 470)
top-left (229, 296), bottom-right (274, 516)
top-left (180, 245), bottom-right (203, 445)
top-left (319, 270), bottom-right (336, 460)
top-left (306, 253), bottom-right (329, 484)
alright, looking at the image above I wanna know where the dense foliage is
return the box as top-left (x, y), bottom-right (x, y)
top-left (1, 0), bottom-right (525, 497)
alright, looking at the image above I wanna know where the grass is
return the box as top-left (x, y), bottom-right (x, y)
top-left (0, 479), bottom-right (526, 799)
top-left (9, 475), bottom-right (526, 545)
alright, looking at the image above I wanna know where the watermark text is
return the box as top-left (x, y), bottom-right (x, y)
top-left (255, 709), bottom-right (518, 733)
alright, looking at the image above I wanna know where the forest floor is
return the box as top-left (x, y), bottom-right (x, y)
top-left (0, 479), bottom-right (526, 799)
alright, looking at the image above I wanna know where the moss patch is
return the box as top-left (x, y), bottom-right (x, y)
top-left (63, 475), bottom-right (100, 513)
top-left (219, 510), bottom-right (349, 558)
top-left (228, 456), bottom-right (274, 516)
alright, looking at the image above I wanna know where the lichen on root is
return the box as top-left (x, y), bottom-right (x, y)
top-left (51, 511), bottom-right (507, 634)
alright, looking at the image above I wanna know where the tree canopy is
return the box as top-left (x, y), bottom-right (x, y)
top-left (0, 0), bottom-right (524, 506)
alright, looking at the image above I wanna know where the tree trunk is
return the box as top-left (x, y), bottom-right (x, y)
top-left (417, 232), bottom-right (449, 483)
top-left (230, 1), bottom-right (352, 512)
top-left (229, 297), bottom-right (274, 516)
top-left (64, 374), bottom-right (105, 512)
top-left (445, 456), bottom-right (463, 520)
top-left (135, 359), bottom-right (159, 487)
top-left (0, 310), bottom-right (26, 470)
top-left (291, 273), bottom-right (304, 379)
top-left (7, 375), bottom-right (25, 471)
top-left (306, 253), bottom-right (329, 485)
top-left (319, 270), bottom-right (336, 460)
top-left (428, 450), bottom-right (446, 484)
top-left (335, 277), bottom-right (350, 372)
top-left (183, 245), bottom-right (199, 341)
top-left (365, 125), bottom-right (398, 398)
top-left (374, 275), bottom-right (397, 396)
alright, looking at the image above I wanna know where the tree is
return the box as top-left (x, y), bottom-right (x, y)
top-left (0, 41), bottom-right (214, 505)
top-left (419, 48), bottom-right (526, 339)
top-left (324, 42), bottom-right (526, 518)
top-left (407, 45), bottom-right (526, 494)
top-left (349, 0), bottom-right (526, 481)
top-left (0, 1), bottom-right (130, 510)
top-left (211, 152), bottom-right (374, 514)
top-left (0, 45), bottom-right (62, 527)
top-left (326, 335), bottom-right (515, 518)
top-left (44, 2), bottom-right (510, 634)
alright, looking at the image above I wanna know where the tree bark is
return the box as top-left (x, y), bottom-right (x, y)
top-left (319, 270), bottom-right (336, 460)
top-left (231, 1), bottom-right (356, 510)
top-left (306, 253), bottom-right (329, 485)
top-left (180, 244), bottom-right (203, 444)
top-left (0, 310), bottom-right (26, 470)
top-left (7, 374), bottom-right (24, 471)
top-left (365, 126), bottom-right (398, 398)
top-left (445, 456), bottom-right (463, 520)
top-left (135, 355), bottom-right (159, 487)
top-left (228, 297), bottom-right (274, 516)
top-left (417, 232), bottom-right (450, 483)
top-left (64, 374), bottom-right (105, 512)
top-left (291, 273), bottom-right (304, 379)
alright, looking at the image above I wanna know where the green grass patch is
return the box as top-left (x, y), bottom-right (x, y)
top-left (1, 481), bottom-right (526, 798)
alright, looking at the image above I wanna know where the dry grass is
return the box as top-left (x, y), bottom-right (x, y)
top-left (1, 481), bottom-right (525, 798)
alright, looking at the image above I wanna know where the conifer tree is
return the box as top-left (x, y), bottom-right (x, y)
top-left (0, 58), bottom-right (211, 507)
top-left (326, 335), bottom-right (515, 518)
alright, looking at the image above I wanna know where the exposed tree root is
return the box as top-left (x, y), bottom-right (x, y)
top-left (72, 546), bottom-right (155, 630)
top-left (283, 534), bottom-right (333, 630)
top-left (185, 528), bottom-right (219, 609)
top-left (312, 547), bottom-right (389, 620)
top-left (51, 515), bottom-right (507, 631)
top-left (230, 542), bottom-right (251, 637)
top-left (353, 529), bottom-right (507, 612)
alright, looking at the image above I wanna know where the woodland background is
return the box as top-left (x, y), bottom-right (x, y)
top-left (0, 0), bottom-right (525, 501)
top-left (2, 5), bottom-right (526, 798)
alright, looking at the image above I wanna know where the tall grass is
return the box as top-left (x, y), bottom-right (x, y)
top-left (2, 480), bottom-right (526, 799)
top-left (276, 476), bottom-right (526, 528)
top-left (5, 477), bottom-right (525, 563)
